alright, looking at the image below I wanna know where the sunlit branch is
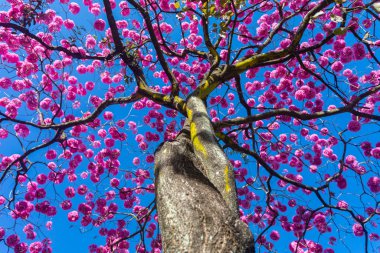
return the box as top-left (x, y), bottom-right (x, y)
top-left (102, 0), bottom-right (186, 113)
top-left (200, 0), bottom-right (220, 73)
top-left (188, 0), bottom-right (335, 101)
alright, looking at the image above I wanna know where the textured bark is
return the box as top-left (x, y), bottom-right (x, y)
top-left (155, 126), bottom-right (254, 252)
top-left (186, 96), bottom-right (239, 215)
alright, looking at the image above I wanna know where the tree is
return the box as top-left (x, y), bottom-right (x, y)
top-left (0, 0), bottom-right (379, 252)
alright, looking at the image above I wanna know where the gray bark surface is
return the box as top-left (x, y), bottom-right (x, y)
top-left (155, 126), bottom-right (254, 252)
top-left (186, 97), bottom-right (239, 214)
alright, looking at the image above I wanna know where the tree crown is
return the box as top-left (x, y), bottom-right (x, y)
top-left (0, 0), bottom-right (379, 252)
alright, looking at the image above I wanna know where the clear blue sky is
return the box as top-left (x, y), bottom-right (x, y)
top-left (0, 1), bottom-right (379, 253)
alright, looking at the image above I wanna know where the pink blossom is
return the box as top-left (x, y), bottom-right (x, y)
top-left (45, 150), bottom-right (57, 160)
top-left (0, 196), bottom-right (5, 205)
top-left (331, 61), bottom-right (343, 72)
top-left (0, 128), bottom-right (8, 139)
top-left (90, 4), bottom-right (101, 15)
top-left (280, 39), bottom-right (291, 49)
top-left (85, 81), bottom-right (95, 90)
top-left (110, 178), bottom-right (120, 187)
top-left (60, 200), bottom-right (72, 210)
top-left (4, 53), bottom-right (19, 63)
top-left (76, 64), bottom-right (87, 74)
top-left (68, 211), bottom-right (79, 222)
top-left (0, 43), bottom-right (9, 55)
top-left (35, 189), bottom-right (46, 199)
top-left (14, 242), bottom-right (28, 253)
top-left (85, 36), bottom-right (96, 49)
top-left (94, 19), bottom-right (106, 31)
top-left (6, 234), bottom-right (19, 247)
top-left (103, 111), bottom-right (113, 120)
top-left (370, 148), bottom-right (380, 159)
top-left (337, 200), bottom-right (348, 209)
top-left (269, 230), bottom-right (280, 241)
top-left (333, 39), bottom-right (346, 51)
top-left (345, 155), bottom-right (356, 164)
top-left (341, 47), bottom-right (354, 63)
top-left (67, 76), bottom-right (77, 85)
top-left (98, 129), bottom-right (107, 138)
top-left (0, 77), bottom-right (12, 89)
top-left (336, 176), bottom-right (347, 189)
top-left (16, 61), bottom-right (37, 78)
top-left (367, 177), bottom-right (379, 193)
top-left (347, 120), bottom-right (361, 132)
top-left (121, 6), bottom-right (130, 16)
top-left (69, 2), bottom-right (80, 14)
top-left (29, 241), bottom-right (43, 253)
top-left (247, 98), bottom-right (255, 107)
top-left (63, 19), bottom-right (75, 29)
top-left (22, 228), bottom-right (35, 241)
top-left (352, 223), bottom-right (364, 236)
top-left (146, 155), bottom-right (154, 163)
top-left (369, 233), bottom-right (380, 241)
top-left (104, 138), bottom-right (115, 147)
top-left (318, 56), bottom-right (329, 67)
top-left (0, 227), bottom-right (4, 239)
top-left (353, 43), bottom-right (366, 60)
top-left (295, 90), bottom-right (306, 101)
top-left (14, 124), bottom-right (30, 137)
top-left (133, 157), bottom-right (140, 165)
top-left (64, 187), bottom-right (75, 198)
top-left (77, 185), bottom-right (88, 195)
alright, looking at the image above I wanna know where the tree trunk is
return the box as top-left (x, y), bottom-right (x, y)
top-left (154, 97), bottom-right (254, 252)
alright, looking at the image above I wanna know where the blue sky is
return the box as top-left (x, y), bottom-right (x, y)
top-left (0, 0), bottom-right (380, 253)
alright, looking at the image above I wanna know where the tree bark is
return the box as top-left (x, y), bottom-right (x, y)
top-left (155, 97), bottom-right (254, 252)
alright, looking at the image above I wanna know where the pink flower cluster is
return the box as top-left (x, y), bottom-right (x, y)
top-left (367, 177), bottom-right (379, 193)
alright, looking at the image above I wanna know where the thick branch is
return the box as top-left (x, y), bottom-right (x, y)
top-left (0, 94), bottom-right (141, 130)
top-left (215, 84), bottom-right (380, 129)
top-left (102, 0), bottom-right (186, 114)
top-left (190, 0), bottom-right (334, 99)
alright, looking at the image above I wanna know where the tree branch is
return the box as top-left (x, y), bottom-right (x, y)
top-left (215, 84), bottom-right (380, 129)
top-left (0, 22), bottom-right (115, 60)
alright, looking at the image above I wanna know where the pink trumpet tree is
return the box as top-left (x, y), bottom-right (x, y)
top-left (0, 0), bottom-right (380, 252)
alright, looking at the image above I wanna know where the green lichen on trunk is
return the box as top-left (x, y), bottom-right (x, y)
top-left (186, 96), bottom-right (239, 215)
top-left (155, 130), bottom-right (254, 252)
top-left (154, 96), bottom-right (253, 252)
